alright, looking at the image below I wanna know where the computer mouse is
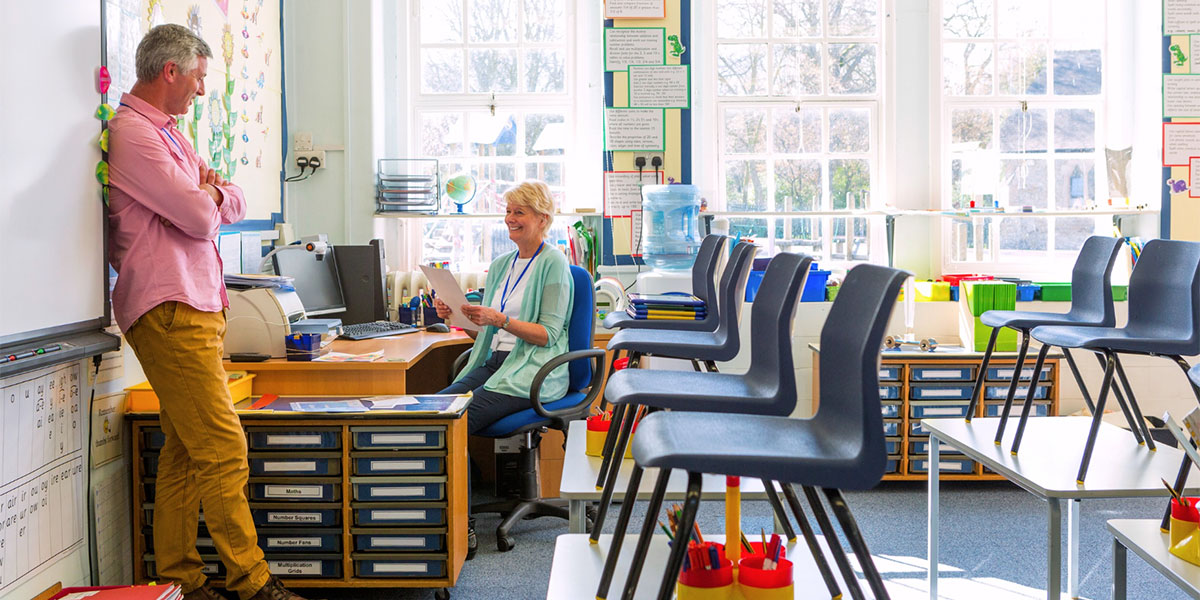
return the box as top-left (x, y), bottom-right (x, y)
top-left (426, 323), bottom-right (450, 333)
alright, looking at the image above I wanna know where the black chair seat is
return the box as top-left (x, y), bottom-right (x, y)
top-left (603, 369), bottom-right (786, 415)
top-left (606, 328), bottom-right (737, 362)
top-left (1032, 324), bottom-right (1196, 356)
top-left (980, 309), bottom-right (1096, 329)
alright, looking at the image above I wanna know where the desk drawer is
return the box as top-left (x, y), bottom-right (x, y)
top-left (882, 419), bottom-right (900, 437)
top-left (878, 365), bottom-right (902, 381)
top-left (908, 456), bottom-right (975, 474)
top-left (352, 477), bottom-right (446, 502)
top-left (909, 439), bottom-right (965, 456)
top-left (353, 452), bottom-right (445, 476)
top-left (353, 426), bottom-right (445, 450)
top-left (354, 503), bottom-right (447, 526)
top-left (248, 427), bottom-right (341, 450)
top-left (249, 453), bottom-right (341, 477)
top-left (909, 400), bottom-right (972, 419)
top-left (880, 400), bottom-right (901, 418)
top-left (353, 528), bottom-right (445, 553)
top-left (354, 553), bottom-right (446, 578)
top-left (984, 401), bottom-right (1051, 418)
top-left (251, 503), bottom-right (341, 528)
top-left (983, 384), bottom-right (1050, 401)
top-left (909, 384), bottom-right (974, 401)
top-left (986, 365), bottom-right (1053, 382)
top-left (258, 528), bottom-right (342, 553)
top-left (249, 479), bottom-right (340, 502)
top-left (266, 555), bottom-right (343, 578)
top-left (909, 365), bottom-right (975, 382)
top-left (142, 428), bottom-right (165, 450)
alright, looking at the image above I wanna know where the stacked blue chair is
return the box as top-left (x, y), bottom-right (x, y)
top-left (1029, 239), bottom-right (1200, 483)
top-left (601, 234), bottom-right (726, 333)
top-left (616, 263), bottom-right (909, 600)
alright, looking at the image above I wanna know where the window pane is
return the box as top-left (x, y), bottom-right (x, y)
top-left (468, 0), bottom-right (517, 42)
top-left (1054, 217), bottom-right (1097, 251)
top-left (999, 159), bottom-right (1048, 208)
top-left (997, 0), bottom-right (1047, 38)
top-left (422, 220), bottom-right (487, 266)
top-left (997, 42), bottom-right (1047, 96)
top-left (830, 108), bottom-right (871, 153)
top-left (951, 108), bottom-right (993, 150)
top-left (773, 43), bottom-right (822, 96)
top-left (523, 0), bottom-right (564, 42)
top-left (471, 162), bottom-right (518, 208)
top-left (773, 0), bottom-right (821, 37)
top-left (420, 112), bottom-right (464, 156)
top-left (828, 0), bottom-right (878, 37)
top-left (421, 0), bottom-right (464, 43)
top-left (725, 160), bottom-right (769, 211)
top-left (955, 151), bottom-right (999, 204)
top-left (526, 113), bottom-right (565, 155)
top-left (942, 0), bottom-right (992, 38)
top-left (717, 44), bottom-right (769, 96)
top-left (998, 108), bottom-right (1047, 153)
top-left (774, 159), bottom-right (822, 210)
top-left (718, 0), bottom-right (767, 38)
top-left (468, 113), bottom-right (517, 156)
top-left (829, 159), bottom-right (870, 209)
top-left (832, 217), bottom-right (869, 260)
top-left (468, 49), bottom-right (518, 93)
top-left (772, 107), bottom-right (822, 153)
top-left (999, 217), bottom-right (1047, 252)
top-left (1051, 0), bottom-right (1103, 42)
top-left (724, 108), bottom-right (768, 154)
top-left (783, 217), bottom-right (824, 258)
top-left (524, 49), bottom-right (565, 93)
top-left (1053, 45), bottom-right (1102, 95)
top-left (1054, 159), bottom-right (1094, 209)
top-left (526, 162), bottom-right (564, 186)
top-left (421, 49), bottom-right (464, 94)
top-left (827, 43), bottom-right (876, 94)
top-left (943, 42), bottom-right (993, 95)
top-left (1054, 109), bottom-right (1095, 152)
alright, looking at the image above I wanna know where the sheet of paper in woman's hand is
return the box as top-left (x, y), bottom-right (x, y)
top-left (418, 265), bottom-right (480, 331)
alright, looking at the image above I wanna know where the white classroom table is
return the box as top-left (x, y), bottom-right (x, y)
top-left (1108, 518), bottom-right (1200, 599)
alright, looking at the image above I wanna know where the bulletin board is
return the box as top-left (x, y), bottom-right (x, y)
top-left (1162, 0), bottom-right (1200, 241)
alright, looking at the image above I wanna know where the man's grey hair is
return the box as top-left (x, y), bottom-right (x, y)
top-left (135, 24), bottom-right (213, 83)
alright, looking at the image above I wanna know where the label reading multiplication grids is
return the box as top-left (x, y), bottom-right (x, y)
top-left (371, 537), bottom-right (424, 548)
top-left (267, 512), bottom-right (322, 524)
top-left (263, 461), bottom-right (317, 472)
top-left (267, 537), bottom-right (321, 548)
top-left (265, 434), bottom-right (322, 446)
top-left (269, 560), bottom-right (321, 576)
top-left (264, 485), bottom-right (322, 498)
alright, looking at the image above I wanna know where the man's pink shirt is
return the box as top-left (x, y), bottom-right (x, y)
top-left (107, 93), bottom-right (246, 333)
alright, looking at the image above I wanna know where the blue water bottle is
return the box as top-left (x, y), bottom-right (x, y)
top-left (640, 184), bottom-right (701, 270)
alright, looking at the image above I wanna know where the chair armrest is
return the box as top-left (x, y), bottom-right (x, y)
top-left (450, 348), bottom-right (473, 385)
top-left (528, 348), bottom-right (608, 423)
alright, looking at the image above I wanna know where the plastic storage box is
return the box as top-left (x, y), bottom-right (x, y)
top-left (801, 265), bottom-right (832, 302)
top-left (1036, 282), bottom-right (1072, 301)
top-left (127, 372), bottom-right (254, 412)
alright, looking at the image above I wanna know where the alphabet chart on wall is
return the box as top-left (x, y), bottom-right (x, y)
top-left (0, 362), bottom-right (86, 592)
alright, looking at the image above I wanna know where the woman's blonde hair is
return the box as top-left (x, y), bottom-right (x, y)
top-left (504, 180), bottom-right (555, 237)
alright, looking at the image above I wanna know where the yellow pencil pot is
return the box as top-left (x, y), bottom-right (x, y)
top-left (676, 557), bottom-right (734, 600)
top-left (1170, 498), bottom-right (1200, 566)
top-left (585, 416), bottom-right (632, 458)
top-left (737, 555), bottom-right (793, 600)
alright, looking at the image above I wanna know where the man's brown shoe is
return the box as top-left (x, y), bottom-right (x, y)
top-left (181, 585), bottom-right (225, 600)
top-left (248, 576), bottom-right (306, 600)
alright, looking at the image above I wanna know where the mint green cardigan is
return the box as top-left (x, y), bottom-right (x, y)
top-left (454, 246), bottom-right (574, 401)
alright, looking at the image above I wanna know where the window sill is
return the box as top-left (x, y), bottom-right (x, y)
top-left (374, 211), bottom-right (602, 219)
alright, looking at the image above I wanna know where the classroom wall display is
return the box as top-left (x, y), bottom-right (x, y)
top-left (1163, 0), bottom-right (1200, 241)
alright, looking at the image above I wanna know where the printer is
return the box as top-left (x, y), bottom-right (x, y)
top-left (224, 288), bottom-right (343, 358)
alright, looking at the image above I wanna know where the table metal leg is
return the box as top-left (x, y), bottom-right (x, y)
top-left (1068, 499), bottom-right (1079, 599)
top-left (1112, 537), bottom-right (1127, 600)
top-left (1048, 498), bottom-right (1062, 600)
top-left (928, 432), bottom-right (940, 600)
top-left (568, 499), bottom-right (585, 534)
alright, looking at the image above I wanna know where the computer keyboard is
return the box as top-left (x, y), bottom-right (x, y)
top-left (340, 320), bottom-right (418, 340)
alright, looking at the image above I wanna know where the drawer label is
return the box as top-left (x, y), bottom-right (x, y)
top-left (921, 406), bottom-right (963, 416)
top-left (269, 560), bottom-right (321, 575)
top-left (878, 369), bottom-right (891, 378)
top-left (917, 389), bottom-right (963, 398)
top-left (264, 485), bottom-right (323, 498)
top-left (267, 512), bottom-right (323, 524)
top-left (266, 434), bottom-right (322, 445)
top-left (374, 562), bottom-right (428, 574)
top-left (371, 509), bottom-right (427, 521)
top-left (263, 461), bottom-right (317, 472)
top-left (371, 433), bottom-right (426, 445)
top-left (920, 370), bottom-right (964, 378)
top-left (372, 486), bottom-right (424, 498)
top-left (371, 536), bottom-right (424, 548)
top-left (370, 460), bottom-right (427, 471)
top-left (267, 537), bottom-right (322, 548)
top-left (201, 563), bottom-right (219, 575)
top-left (197, 538), bottom-right (214, 548)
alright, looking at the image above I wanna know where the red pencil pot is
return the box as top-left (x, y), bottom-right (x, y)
top-left (677, 551), bottom-right (734, 600)
top-left (585, 414), bottom-right (632, 457)
top-left (737, 555), bottom-right (794, 600)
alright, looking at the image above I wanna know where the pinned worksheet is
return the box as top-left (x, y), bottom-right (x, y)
top-left (604, 28), bottom-right (665, 72)
top-left (1166, 0), bottom-right (1200, 35)
top-left (1164, 75), bottom-right (1200, 118)
top-left (604, 0), bottom-right (665, 19)
top-left (1164, 123), bottom-right (1200, 166)
top-left (627, 65), bottom-right (690, 109)
top-left (604, 170), bottom-right (662, 217)
top-left (604, 108), bottom-right (665, 151)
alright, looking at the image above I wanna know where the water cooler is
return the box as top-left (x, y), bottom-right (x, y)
top-left (635, 184), bottom-right (704, 370)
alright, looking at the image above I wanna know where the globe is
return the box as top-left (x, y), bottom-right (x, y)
top-left (445, 174), bottom-right (477, 213)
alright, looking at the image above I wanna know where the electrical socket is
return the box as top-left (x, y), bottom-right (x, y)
top-left (295, 150), bottom-right (326, 169)
top-left (293, 132), bottom-right (313, 152)
top-left (634, 152), bottom-right (665, 180)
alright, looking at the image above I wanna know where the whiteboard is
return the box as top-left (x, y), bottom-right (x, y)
top-left (0, 0), bottom-right (107, 345)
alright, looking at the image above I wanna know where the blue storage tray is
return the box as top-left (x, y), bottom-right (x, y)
top-left (908, 439), bottom-right (966, 456)
top-left (354, 503), bottom-right (446, 526)
top-left (881, 401), bottom-right (901, 418)
top-left (265, 555), bottom-right (344, 578)
top-left (882, 419), bottom-right (901, 437)
top-left (908, 456), bottom-right (975, 474)
top-left (879, 385), bottom-right (901, 401)
top-left (142, 428), bottom-right (165, 450)
top-left (985, 365), bottom-right (1052, 382)
top-left (248, 427), bottom-right (341, 450)
top-left (885, 437), bottom-right (901, 455)
top-left (984, 401), bottom-right (1051, 418)
top-left (353, 452), bottom-right (445, 476)
top-left (909, 384), bottom-right (974, 401)
top-left (909, 365), bottom-right (975, 381)
top-left (354, 553), bottom-right (447, 578)
top-left (885, 457), bottom-right (901, 475)
top-left (801, 269), bottom-right (831, 302)
top-left (249, 452), bottom-right (341, 477)
top-left (258, 528), bottom-right (342, 553)
top-left (249, 479), bottom-right (340, 503)
top-left (877, 365), bottom-right (902, 381)
top-left (909, 420), bottom-right (931, 437)
top-left (910, 400), bottom-right (972, 419)
top-left (352, 426), bottom-right (446, 450)
top-left (353, 528), bottom-right (445, 553)
top-left (251, 503), bottom-right (341, 528)
top-left (142, 452), bottom-right (159, 477)
top-left (984, 384), bottom-right (1050, 400)
top-left (352, 477), bottom-right (446, 502)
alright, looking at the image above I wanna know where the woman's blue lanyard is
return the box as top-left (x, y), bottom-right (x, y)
top-left (499, 242), bottom-right (544, 313)
top-left (119, 101), bottom-right (183, 155)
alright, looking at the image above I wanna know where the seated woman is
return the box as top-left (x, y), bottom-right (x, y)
top-left (435, 180), bottom-right (574, 435)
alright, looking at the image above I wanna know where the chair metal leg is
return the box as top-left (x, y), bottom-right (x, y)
top-left (824, 488), bottom-right (891, 600)
top-left (993, 329), bottom-right (1031, 444)
top-left (704, 360), bottom-right (719, 372)
top-left (803, 485), bottom-right (866, 600)
top-left (597, 349), bottom-right (624, 412)
top-left (781, 483), bottom-right (841, 599)
top-left (1010, 343), bottom-right (1051, 454)
top-left (1113, 355), bottom-right (1155, 449)
top-left (690, 359), bottom-right (703, 371)
top-left (618, 468), bottom-right (672, 600)
top-left (1060, 348), bottom-right (1096, 414)
top-left (653, 472), bottom-right (702, 600)
top-left (596, 463), bottom-right (645, 599)
top-left (1077, 352), bottom-right (1116, 484)
top-left (1163, 454), bottom-right (1193, 532)
top-left (762, 481), bottom-right (797, 542)
top-left (1092, 351), bottom-right (1144, 445)
top-left (595, 402), bottom-right (630, 488)
top-left (965, 327), bottom-right (1001, 422)
top-left (591, 403), bottom-right (639, 541)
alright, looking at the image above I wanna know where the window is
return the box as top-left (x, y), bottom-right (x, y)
top-left (709, 0), bottom-right (885, 264)
top-left (939, 0), bottom-right (1107, 271)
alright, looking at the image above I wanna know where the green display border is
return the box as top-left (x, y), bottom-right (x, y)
top-left (603, 27), bottom-right (667, 72)
top-left (625, 64), bottom-right (692, 110)
top-left (603, 107), bottom-right (667, 152)
top-left (1163, 73), bottom-right (1200, 118)
top-left (1164, 1), bottom-right (1200, 36)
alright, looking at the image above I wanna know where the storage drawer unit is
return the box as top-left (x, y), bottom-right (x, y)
top-left (248, 427), bottom-right (341, 450)
top-left (908, 456), bottom-right (976, 474)
top-left (258, 528), bottom-right (343, 553)
top-left (983, 384), bottom-right (1051, 401)
top-left (985, 365), bottom-right (1053, 381)
top-left (353, 452), bottom-right (445, 476)
top-left (354, 503), bottom-right (447, 527)
top-left (880, 400), bottom-right (901, 418)
top-left (878, 365), bottom-right (902, 381)
top-left (354, 553), bottom-right (447, 578)
top-left (352, 426), bottom-right (446, 450)
top-left (984, 401), bottom-right (1051, 418)
top-left (909, 384), bottom-right (974, 401)
top-left (909, 365), bottom-right (975, 381)
top-left (249, 452), bottom-right (341, 477)
top-left (353, 528), bottom-right (446, 553)
top-left (352, 476), bottom-right (446, 502)
top-left (910, 400), bottom-right (973, 419)
top-left (879, 385), bottom-right (901, 401)
top-left (251, 503), bottom-right (341, 528)
top-left (249, 479), bottom-right (341, 503)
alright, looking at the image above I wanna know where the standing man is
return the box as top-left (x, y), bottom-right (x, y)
top-left (108, 24), bottom-right (304, 600)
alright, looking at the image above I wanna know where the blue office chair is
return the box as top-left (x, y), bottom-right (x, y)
top-left (962, 236), bottom-right (1125, 446)
top-left (466, 265), bottom-right (607, 551)
top-left (616, 263), bottom-right (908, 600)
top-left (601, 234), bottom-right (726, 332)
top-left (1029, 239), bottom-right (1200, 483)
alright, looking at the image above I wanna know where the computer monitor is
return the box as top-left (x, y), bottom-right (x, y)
top-left (273, 247), bottom-right (347, 317)
top-left (332, 239), bottom-right (389, 325)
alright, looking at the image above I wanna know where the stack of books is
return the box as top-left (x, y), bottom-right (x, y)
top-left (625, 293), bottom-right (707, 321)
top-left (55, 584), bottom-right (182, 600)
top-left (958, 280), bottom-right (1017, 352)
